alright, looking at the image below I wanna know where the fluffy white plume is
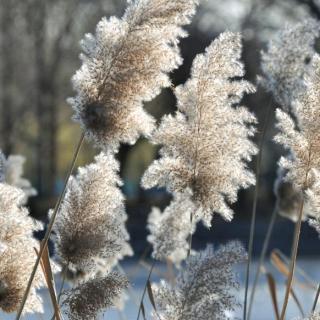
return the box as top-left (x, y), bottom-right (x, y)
top-left (274, 55), bottom-right (320, 192)
top-left (0, 151), bottom-right (37, 203)
top-left (260, 19), bottom-right (320, 111)
top-left (53, 152), bottom-right (132, 274)
top-left (142, 32), bottom-right (257, 226)
top-left (0, 183), bottom-right (45, 314)
top-left (63, 272), bottom-right (129, 320)
top-left (152, 242), bottom-right (246, 320)
top-left (69, 0), bottom-right (198, 150)
top-left (147, 193), bottom-right (197, 266)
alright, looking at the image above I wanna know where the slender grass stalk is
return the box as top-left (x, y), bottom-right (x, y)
top-left (57, 264), bottom-right (69, 303)
top-left (15, 132), bottom-right (85, 320)
top-left (187, 212), bottom-right (194, 257)
top-left (311, 284), bottom-right (320, 313)
top-left (279, 149), bottom-right (311, 320)
top-left (136, 260), bottom-right (155, 320)
top-left (247, 201), bottom-right (278, 320)
top-left (279, 195), bottom-right (305, 319)
top-left (50, 263), bottom-right (69, 320)
top-left (243, 101), bottom-right (272, 320)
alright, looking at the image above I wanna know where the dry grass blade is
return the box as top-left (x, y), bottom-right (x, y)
top-left (271, 249), bottom-right (317, 290)
top-left (290, 287), bottom-right (305, 317)
top-left (137, 260), bottom-right (155, 320)
top-left (312, 284), bottom-right (320, 313)
top-left (271, 250), bottom-right (289, 277)
top-left (266, 272), bottom-right (280, 320)
top-left (147, 280), bottom-right (156, 311)
top-left (34, 245), bottom-right (61, 320)
top-left (140, 301), bottom-right (147, 320)
top-left (247, 203), bottom-right (278, 320)
top-left (275, 250), bottom-right (316, 289)
top-left (147, 280), bottom-right (161, 320)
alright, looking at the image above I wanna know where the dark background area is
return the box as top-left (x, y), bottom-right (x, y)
top-left (1, 0), bottom-right (320, 257)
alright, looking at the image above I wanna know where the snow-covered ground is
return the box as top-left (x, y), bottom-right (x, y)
top-left (2, 259), bottom-right (320, 320)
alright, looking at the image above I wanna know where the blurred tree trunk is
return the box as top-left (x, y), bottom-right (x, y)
top-left (0, 1), bottom-right (15, 155)
top-left (27, 0), bottom-right (77, 196)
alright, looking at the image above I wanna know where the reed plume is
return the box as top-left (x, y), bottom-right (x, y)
top-left (275, 54), bottom-right (320, 191)
top-left (68, 0), bottom-right (198, 150)
top-left (275, 53), bottom-right (320, 319)
top-left (63, 271), bottom-right (129, 320)
top-left (0, 151), bottom-right (37, 204)
top-left (147, 193), bottom-right (197, 266)
top-left (261, 19), bottom-right (320, 221)
top-left (152, 242), bottom-right (246, 320)
top-left (142, 32), bottom-right (257, 227)
top-left (260, 19), bottom-right (320, 112)
top-left (0, 183), bottom-right (45, 315)
top-left (52, 152), bottom-right (132, 275)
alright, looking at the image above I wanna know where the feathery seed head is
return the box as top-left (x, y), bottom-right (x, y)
top-left (274, 55), bottom-right (320, 193)
top-left (0, 152), bottom-right (37, 203)
top-left (53, 152), bottom-right (132, 274)
top-left (0, 183), bottom-right (45, 314)
top-left (69, 0), bottom-right (198, 150)
top-left (63, 272), bottom-right (129, 320)
top-left (260, 19), bottom-right (320, 111)
top-left (142, 32), bottom-right (257, 226)
top-left (147, 193), bottom-right (197, 266)
top-left (152, 242), bottom-right (246, 320)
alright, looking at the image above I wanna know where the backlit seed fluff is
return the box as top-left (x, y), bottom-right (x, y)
top-left (53, 152), bottom-right (132, 274)
top-left (0, 183), bottom-right (45, 314)
top-left (306, 170), bottom-right (320, 233)
top-left (69, 0), bottom-right (198, 150)
top-left (260, 19), bottom-right (320, 111)
top-left (142, 32), bottom-right (257, 227)
top-left (274, 55), bottom-right (320, 192)
top-left (152, 242), bottom-right (246, 320)
top-left (63, 272), bottom-right (129, 320)
top-left (147, 193), bottom-right (197, 266)
top-left (0, 151), bottom-right (37, 203)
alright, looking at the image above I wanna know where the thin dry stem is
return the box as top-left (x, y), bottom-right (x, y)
top-left (247, 201), bottom-right (278, 320)
top-left (280, 188), bottom-right (306, 319)
top-left (243, 100), bottom-right (272, 320)
top-left (312, 284), bottom-right (320, 314)
top-left (136, 260), bottom-right (155, 320)
top-left (15, 132), bottom-right (84, 320)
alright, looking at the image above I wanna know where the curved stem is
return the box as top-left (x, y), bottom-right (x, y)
top-left (279, 148), bottom-right (311, 320)
top-left (279, 197), bottom-right (305, 320)
top-left (137, 260), bottom-right (156, 320)
top-left (16, 132), bottom-right (85, 320)
top-left (311, 284), bottom-right (320, 314)
top-left (247, 202), bottom-right (278, 320)
top-left (243, 101), bottom-right (272, 320)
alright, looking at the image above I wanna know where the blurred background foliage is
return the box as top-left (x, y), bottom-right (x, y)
top-left (1, 0), bottom-right (320, 254)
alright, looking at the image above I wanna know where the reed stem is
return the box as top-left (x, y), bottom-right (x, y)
top-left (243, 101), bottom-right (272, 320)
top-left (15, 132), bottom-right (85, 320)
top-left (137, 260), bottom-right (156, 320)
top-left (279, 196), bottom-right (305, 320)
top-left (311, 284), bottom-right (320, 313)
top-left (247, 202), bottom-right (278, 320)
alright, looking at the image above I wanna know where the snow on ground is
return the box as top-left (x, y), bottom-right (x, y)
top-left (1, 259), bottom-right (320, 320)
